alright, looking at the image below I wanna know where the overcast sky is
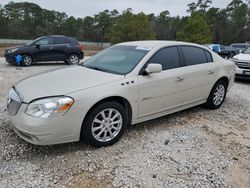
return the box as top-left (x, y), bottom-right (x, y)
top-left (1, 0), bottom-right (235, 18)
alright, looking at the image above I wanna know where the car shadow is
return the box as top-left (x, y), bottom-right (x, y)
top-left (235, 78), bottom-right (250, 84)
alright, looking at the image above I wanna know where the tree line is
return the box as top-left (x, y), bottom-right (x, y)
top-left (0, 0), bottom-right (249, 45)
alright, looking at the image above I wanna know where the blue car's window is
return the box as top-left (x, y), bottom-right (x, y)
top-left (83, 45), bottom-right (150, 75)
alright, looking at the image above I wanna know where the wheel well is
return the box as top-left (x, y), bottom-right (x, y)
top-left (217, 76), bottom-right (229, 88)
top-left (21, 53), bottom-right (33, 61)
top-left (69, 52), bottom-right (80, 58)
top-left (83, 96), bottom-right (132, 125)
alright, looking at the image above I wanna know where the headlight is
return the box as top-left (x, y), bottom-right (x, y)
top-left (232, 57), bottom-right (238, 62)
top-left (8, 48), bottom-right (18, 53)
top-left (25, 96), bottom-right (74, 118)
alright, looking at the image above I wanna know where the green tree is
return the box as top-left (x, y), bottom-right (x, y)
top-left (107, 9), bottom-right (156, 44)
top-left (176, 12), bottom-right (212, 44)
top-left (226, 0), bottom-right (248, 43)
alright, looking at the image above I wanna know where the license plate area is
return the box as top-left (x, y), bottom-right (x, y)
top-left (243, 70), bottom-right (250, 75)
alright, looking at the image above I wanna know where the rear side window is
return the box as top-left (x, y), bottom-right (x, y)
top-left (69, 38), bottom-right (79, 46)
top-left (147, 47), bottom-right (180, 70)
top-left (205, 50), bottom-right (213, 62)
top-left (181, 46), bottom-right (208, 66)
top-left (53, 37), bottom-right (66, 44)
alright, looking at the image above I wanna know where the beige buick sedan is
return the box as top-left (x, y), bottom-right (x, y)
top-left (7, 41), bottom-right (235, 147)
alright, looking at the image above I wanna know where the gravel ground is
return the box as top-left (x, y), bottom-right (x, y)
top-left (0, 57), bottom-right (249, 188)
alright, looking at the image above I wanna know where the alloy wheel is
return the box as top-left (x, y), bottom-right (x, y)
top-left (23, 56), bottom-right (32, 66)
top-left (91, 108), bottom-right (123, 142)
top-left (69, 55), bottom-right (79, 64)
top-left (213, 84), bottom-right (225, 106)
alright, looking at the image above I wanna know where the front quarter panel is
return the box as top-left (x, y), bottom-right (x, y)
top-left (67, 77), bottom-right (138, 139)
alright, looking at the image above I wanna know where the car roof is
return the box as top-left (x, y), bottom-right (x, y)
top-left (116, 40), bottom-right (205, 49)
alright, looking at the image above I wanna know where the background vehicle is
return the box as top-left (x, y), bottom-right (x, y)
top-left (232, 46), bottom-right (250, 79)
top-left (208, 44), bottom-right (239, 59)
top-left (4, 35), bottom-right (84, 66)
top-left (7, 41), bottom-right (235, 147)
top-left (230, 43), bottom-right (250, 53)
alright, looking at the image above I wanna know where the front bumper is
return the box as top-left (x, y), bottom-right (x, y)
top-left (8, 103), bottom-right (81, 145)
top-left (235, 66), bottom-right (250, 79)
top-left (4, 52), bottom-right (17, 64)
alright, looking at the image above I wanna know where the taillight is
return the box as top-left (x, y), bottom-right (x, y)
top-left (79, 45), bottom-right (84, 52)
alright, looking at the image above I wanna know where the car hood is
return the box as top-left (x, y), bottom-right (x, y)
top-left (234, 53), bottom-right (250, 61)
top-left (6, 45), bottom-right (25, 51)
top-left (15, 66), bottom-right (124, 103)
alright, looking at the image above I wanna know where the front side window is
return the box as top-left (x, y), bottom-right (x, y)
top-left (36, 37), bottom-right (53, 46)
top-left (147, 47), bottom-right (180, 70)
top-left (181, 46), bottom-right (208, 66)
top-left (83, 45), bottom-right (150, 75)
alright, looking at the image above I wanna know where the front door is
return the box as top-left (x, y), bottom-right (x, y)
top-left (137, 46), bottom-right (186, 119)
top-left (33, 37), bottom-right (55, 62)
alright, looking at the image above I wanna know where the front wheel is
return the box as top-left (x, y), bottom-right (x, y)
top-left (205, 80), bottom-right (227, 109)
top-left (81, 101), bottom-right (128, 147)
top-left (22, 54), bottom-right (33, 66)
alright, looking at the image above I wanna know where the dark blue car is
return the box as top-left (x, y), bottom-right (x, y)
top-left (4, 35), bottom-right (84, 66)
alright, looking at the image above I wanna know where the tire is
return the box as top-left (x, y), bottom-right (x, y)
top-left (205, 80), bottom-right (227, 109)
top-left (22, 54), bottom-right (33, 66)
top-left (68, 54), bottom-right (80, 65)
top-left (81, 101), bottom-right (128, 147)
top-left (229, 52), bottom-right (235, 59)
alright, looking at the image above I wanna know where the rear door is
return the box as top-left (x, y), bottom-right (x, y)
top-left (137, 46), bottom-right (187, 118)
top-left (180, 46), bottom-right (218, 103)
top-left (51, 37), bottom-right (68, 61)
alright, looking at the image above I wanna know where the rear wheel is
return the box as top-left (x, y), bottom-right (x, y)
top-left (68, 54), bottom-right (79, 65)
top-left (205, 80), bottom-right (227, 109)
top-left (22, 54), bottom-right (33, 66)
top-left (81, 101), bottom-right (128, 147)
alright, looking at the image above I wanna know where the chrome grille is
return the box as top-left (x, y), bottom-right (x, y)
top-left (7, 88), bottom-right (22, 115)
top-left (236, 61), bottom-right (250, 69)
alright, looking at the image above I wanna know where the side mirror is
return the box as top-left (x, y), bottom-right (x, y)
top-left (239, 49), bottom-right (243, 53)
top-left (35, 44), bottom-right (40, 49)
top-left (144, 63), bottom-right (162, 75)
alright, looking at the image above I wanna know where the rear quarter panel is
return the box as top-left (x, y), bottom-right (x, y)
top-left (212, 52), bottom-right (236, 91)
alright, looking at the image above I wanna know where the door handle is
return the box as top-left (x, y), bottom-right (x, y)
top-left (175, 77), bottom-right (184, 82)
top-left (49, 47), bottom-right (54, 50)
top-left (208, 70), bottom-right (215, 75)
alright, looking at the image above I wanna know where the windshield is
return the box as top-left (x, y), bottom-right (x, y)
top-left (243, 46), bottom-right (250, 54)
top-left (83, 45), bottom-right (150, 75)
top-left (26, 37), bottom-right (42, 46)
